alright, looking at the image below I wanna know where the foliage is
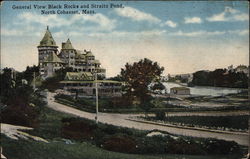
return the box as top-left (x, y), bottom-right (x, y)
top-left (165, 138), bottom-right (206, 155)
top-left (40, 67), bottom-right (72, 91)
top-left (4, 106), bottom-right (242, 158)
top-left (162, 115), bottom-right (249, 130)
top-left (18, 65), bottom-right (39, 84)
top-left (0, 67), bottom-right (46, 127)
top-left (121, 58), bottom-right (164, 113)
top-left (167, 75), bottom-right (188, 83)
top-left (2, 135), bottom-right (184, 159)
top-left (107, 74), bottom-right (123, 81)
top-left (61, 117), bottom-right (97, 140)
top-left (201, 138), bottom-right (241, 155)
top-left (61, 117), bottom-right (242, 156)
top-left (150, 82), bottom-right (166, 94)
top-left (155, 110), bottom-right (166, 120)
top-left (191, 69), bottom-right (248, 88)
top-left (102, 135), bottom-right (137, 153)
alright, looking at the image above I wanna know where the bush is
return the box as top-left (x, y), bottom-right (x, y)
top-left (110, 96), bottom-right (133, 108)
top-left (166, 138), bottom-right (205, 155)
top-left (55, 94), bottom-right (74, 102)
top-left (136, 136), bottom-right (166, 154)
top-left (1, 103), bottom-right (39, 127)
top-left (155, 110), bottom-right (166, 120)
top-left (60, 117), bottom-right (242, 156)
top-left (102, 135), bottom-right (137, 153)
top-left (0, 89), bottom-right (45, 128)
top-left (61, 117), bottom-right (96, 140)
top-left (201, 139), bottom-right (241, 154)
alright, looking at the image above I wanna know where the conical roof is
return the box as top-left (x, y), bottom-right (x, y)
top-left (62, 38), bottom-right (74, 50)
top-left (43, 52), bottom-right (63, 63)
top-left (39, 26), bottom-right (57, 47)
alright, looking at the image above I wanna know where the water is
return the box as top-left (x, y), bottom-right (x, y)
top-left (163, 82), bottom-right (243, 97)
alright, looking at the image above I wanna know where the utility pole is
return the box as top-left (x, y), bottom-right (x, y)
top-left (95, 71), bottom-right (99, 124)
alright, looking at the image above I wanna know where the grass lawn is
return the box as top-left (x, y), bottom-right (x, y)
top-left (1, 107), bottom-right (244, 159)
top-left (2, 135), bottom-right (239, 159)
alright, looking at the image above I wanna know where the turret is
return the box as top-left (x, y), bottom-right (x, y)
top-left (37, 26), bottom-right (59, 76)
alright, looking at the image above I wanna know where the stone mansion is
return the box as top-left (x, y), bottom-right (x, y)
top-left (38, 26), bottom-right (106, 79)
top-left (38, 27), bottom-right (121, 97)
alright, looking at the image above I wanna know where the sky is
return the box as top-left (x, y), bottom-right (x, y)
top-left (1, 1), bottom-right (249, 77)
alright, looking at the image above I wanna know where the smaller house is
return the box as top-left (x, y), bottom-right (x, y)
top-left (170, 87), bottom-right (190, 96)
top-left (60, 72), bottom-right (122, 97)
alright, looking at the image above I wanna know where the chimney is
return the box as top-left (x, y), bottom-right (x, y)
top-left (62, 42), bottom-right (65, 49)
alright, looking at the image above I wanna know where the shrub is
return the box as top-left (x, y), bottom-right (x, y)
top-left (110, 96), bottom-right (133, 108)
top-left (55, 94), bottom-right (74, 102)
top-left (1, 104), bottom-right (39, 127)
top-left (61, 117), bottom-right (96, 140)
top-left (136, 136), bottom-right (166, 154)
top-left (201, 138), bottom-right (241, 155)
top-left (102, 135), bottom-right (137, 153)
top-left (166, 138), bottom-right (206, 155)
top-left (103, 125), bottom-right (118, 135)
top-left (155, 110), bottom-right (166, 120)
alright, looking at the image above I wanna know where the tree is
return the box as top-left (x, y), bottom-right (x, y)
top-left (121, 58), bottom-right (164, 115)
top-left (150, 82), bottom-right (166, 94)
top-left (41, 67), bottom-right (72, 91)
top-left (0, 67), bottom-right (46, 127)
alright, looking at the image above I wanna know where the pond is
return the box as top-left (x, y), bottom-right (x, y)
top-left (163, 82), bottom-right (243, 97)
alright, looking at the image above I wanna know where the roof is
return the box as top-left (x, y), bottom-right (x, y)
top-left (39, 26), bottom-right (57, 47)
top-left (64, 72), bottom-right (94, 81)
top-left (170, 87), bottom-right (190, 91)
top-left (93, 60), bottom-right (100, 64)
top-left (86, 51), bottom-right (94, 57)
top-left (60, 80), bottom-right (123, 84)
top-left (43, 52), bottom-right (63, 63)
top-left (75, 51), bottom-right (86, 60)
top-left (62, 39), bottom-right (74, 50)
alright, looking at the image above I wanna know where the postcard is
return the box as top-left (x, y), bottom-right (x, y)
top-left (1, 1), bottom-right (249, 159)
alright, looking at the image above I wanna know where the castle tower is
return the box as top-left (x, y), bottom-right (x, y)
top-left (37, 26), bottom-right (58, 75)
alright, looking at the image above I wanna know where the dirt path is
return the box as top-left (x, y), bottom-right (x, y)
top-left (47, 93), bottom-right (249, 146)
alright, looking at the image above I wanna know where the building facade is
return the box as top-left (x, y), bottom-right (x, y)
top-left (60, 72), bottom-right (122, 97)
top-left (38, 27), bottom-right (106, 79)
top-left (38, 27), bottom-right (121, 97)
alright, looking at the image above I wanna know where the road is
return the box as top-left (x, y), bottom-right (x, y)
top-left (47, 93), bottom-right (249, 146)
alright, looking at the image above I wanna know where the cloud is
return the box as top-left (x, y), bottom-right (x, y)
top-left (19, 12), bottom-right (68, 27)
top-left (228, 29), bottom-right (249, 36)
top-left (184, 17), bottom-right (202, 24)
top-left (70, 14), bottom-right (117, 31)
top-left (17, 12), bottom-right (116, 32)
top-left (114, 6), bottom-right (161, 23)
top-left (1, 28), bottom-right (24, 36)
top-left (164, 20), bottom-right (177, 28)
top-left (169, 29), bottom-right (249, 37)
top-left (89, 30), bottom-right (167, 38)
top-left (169, 30), bottom-right (226, 37)
top-left (207, 6), bottom-right (249, 22)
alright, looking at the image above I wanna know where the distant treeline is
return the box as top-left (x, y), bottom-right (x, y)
top-left (191, 69), bottom-right (248, 88)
